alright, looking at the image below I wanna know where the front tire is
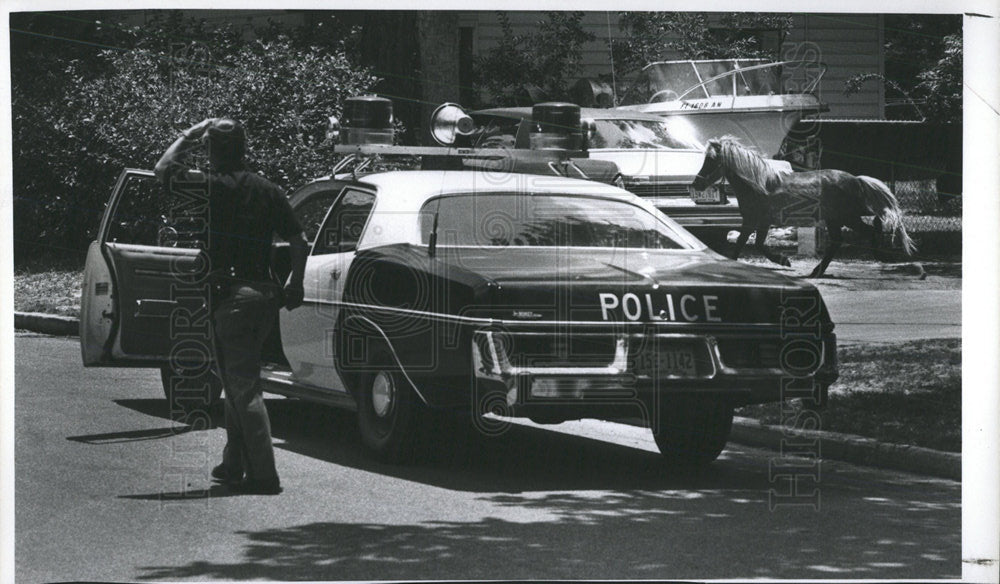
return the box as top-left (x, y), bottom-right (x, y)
top-left (356, 358), bottom-right (426, 463)
top-left (652, 397), bottom-right (734, 466)
top-left (160, 366), bottom-right (223, 418)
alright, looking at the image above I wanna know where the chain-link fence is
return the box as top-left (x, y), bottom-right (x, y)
top-left (785, 120), bottom-right (963, 236)
top-left (892, 179), bottom-right (962, 232)
top-left (721, 177), bottom-right (962, 258)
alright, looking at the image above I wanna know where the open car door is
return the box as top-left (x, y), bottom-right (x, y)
top-left (81, 169), bottom-right (212, 367)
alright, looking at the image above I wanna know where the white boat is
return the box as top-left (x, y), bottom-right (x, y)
top-left (614, 59), bottom-right (828, 157)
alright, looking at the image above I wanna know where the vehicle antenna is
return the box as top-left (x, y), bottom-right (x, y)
top-left (607, 12), bottom-right (618, 107)
top-left (428, 201), bottom-right (440, 258)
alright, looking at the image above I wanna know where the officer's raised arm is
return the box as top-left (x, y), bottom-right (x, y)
top-left (154, 118), bottom-right (217, 183)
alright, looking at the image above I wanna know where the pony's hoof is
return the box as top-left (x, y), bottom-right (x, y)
top-left (779, 257), bottom-right (792, 268)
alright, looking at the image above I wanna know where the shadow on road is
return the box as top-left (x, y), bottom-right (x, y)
top-left (134, 491), bottom-right (960, 580)
top-left (119, 484), bottom-right (242, 501)
top-left (109, 397), bottom-right (761, 494)
top-left (64, 398), bottom-right (223, 445)
top-left (67, 425), bottom-right (199, 444)
top-left (64, 399), bottom-right (221, 444)
top-left (96, 396), bottom-right (959, 580)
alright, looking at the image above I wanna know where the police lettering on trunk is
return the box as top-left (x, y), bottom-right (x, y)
top-left (598, 292), bottom-right (722, 322)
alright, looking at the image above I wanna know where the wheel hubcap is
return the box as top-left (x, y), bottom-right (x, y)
top-left (371, 371), bottom-right (395, 418)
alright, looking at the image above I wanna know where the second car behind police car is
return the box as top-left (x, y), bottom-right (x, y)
top-left (81, 97), bottom-right (838, 466)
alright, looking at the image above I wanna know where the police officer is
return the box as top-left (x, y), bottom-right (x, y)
top-left (155, 118), bottom-right (308, 495)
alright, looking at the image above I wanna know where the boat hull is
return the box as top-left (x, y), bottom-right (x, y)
top-left (617, 102), bottom-right (822, 158)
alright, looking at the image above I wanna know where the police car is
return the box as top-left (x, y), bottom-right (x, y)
top-left (80, 98), bottom-right (837, 465)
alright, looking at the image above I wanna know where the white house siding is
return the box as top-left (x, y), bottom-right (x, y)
top-left (115, 9), bottom-right (885, 119)
top-left (464, 11), bottom-right (885, 119)
top-left (784, 14), bottom-right (884, 119)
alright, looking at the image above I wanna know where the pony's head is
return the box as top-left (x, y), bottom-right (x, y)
top-left (693, 137), bottom-right (780, 198)
top-left (692, 139), bottom-right (726, 190)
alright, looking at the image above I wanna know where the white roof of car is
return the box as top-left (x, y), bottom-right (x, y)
top-left (348, 169), bottom-right (679, 250)
top-left (359, 170), bottom-right (633, 201)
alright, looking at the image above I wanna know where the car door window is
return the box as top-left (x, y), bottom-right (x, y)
top-left (104, 174), bottom-right (209, 249)
top-left (313, 190), bottom-right (376, 255)
top-left (293, 188), bottom-right (343, 247)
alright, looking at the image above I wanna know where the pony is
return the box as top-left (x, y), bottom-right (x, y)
top-left (691, 137), bottom-right (921, 278)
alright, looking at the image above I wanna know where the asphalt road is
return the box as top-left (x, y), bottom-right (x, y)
top-left (820, 289), bottom-right (961, 344)
top-left (761, 258), bottom-right (962, 345)
top-left (15, 334), bottom-right (960, 582)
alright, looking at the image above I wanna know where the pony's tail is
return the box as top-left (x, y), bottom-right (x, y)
top-left (856, 175), bottom-right (917, 256)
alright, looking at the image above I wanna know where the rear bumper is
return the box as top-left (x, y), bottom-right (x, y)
top-left (472, 329), bottom-right (837, 420)
top-left (669, 213), bottom-right (744, 229)
top-left (634, 193), bottom-right (744, 229)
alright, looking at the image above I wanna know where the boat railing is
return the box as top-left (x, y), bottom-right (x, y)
top-left (661, 60), bottom-right (827, 106)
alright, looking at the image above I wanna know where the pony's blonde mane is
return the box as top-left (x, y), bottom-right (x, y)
top-left (710, 137), bottom-right (785, 196)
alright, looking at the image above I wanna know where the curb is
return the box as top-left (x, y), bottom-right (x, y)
top-left (14, 311), bottom-right (80, 337)
top-left (731, 416), bottom-right (960, 481)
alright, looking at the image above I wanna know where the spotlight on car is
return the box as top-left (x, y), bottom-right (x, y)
top-left (430, 102), bottom-right (475, 146)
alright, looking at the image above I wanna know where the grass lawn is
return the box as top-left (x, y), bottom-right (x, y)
top-left (737, 338), bottom-right (961, 452)
top-left (13, 262), bottom-right (84, 318)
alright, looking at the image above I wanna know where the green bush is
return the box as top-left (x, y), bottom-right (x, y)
top-left (473, 12), bottom-right (595, 106)
top-left (11, 12), bottom-right (377, 262)
top-left (612, 12), bottom-right (794, 77)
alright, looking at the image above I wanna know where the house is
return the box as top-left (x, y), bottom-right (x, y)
top-left (462, 12), bottom-right (888, 120)
top-left (110, 9), bottom-right (888, 119)
top-left (78, 10), bottom-right (961, 188)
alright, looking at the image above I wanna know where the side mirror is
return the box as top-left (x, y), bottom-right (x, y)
top-left (157, 225), bottom-right (178, 248)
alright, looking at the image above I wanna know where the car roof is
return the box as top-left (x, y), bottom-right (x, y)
top-left (357, 170), bottom-right (635, 203)
top-left (473, 106), bottom-right (669, 123)
top-left (337, 170), bottom-right (679, 250)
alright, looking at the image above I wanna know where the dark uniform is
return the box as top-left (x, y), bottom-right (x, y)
top-left (202, 169), bottom-right (303, 488)
top-left (156, 120), bottom-right (304, 493)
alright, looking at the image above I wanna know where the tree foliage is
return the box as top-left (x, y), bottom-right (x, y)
top-left (912, 33), bottom-right (962, 123)
top-left (473, 12), bottom-right (596, 106)
top-left (844, 15), bottom-right (962, 123)
top-left (11, 11), bottom-right (376, 261)
top-left (612, 12), bottom-right (794, 76)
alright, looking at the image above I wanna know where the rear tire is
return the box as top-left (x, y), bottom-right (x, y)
top-left (652, 397), bottom-right (734, 466)
top-left (356, 355), bottom-right (427, 463)
top-left (160, 366), bottom-right (223, 418)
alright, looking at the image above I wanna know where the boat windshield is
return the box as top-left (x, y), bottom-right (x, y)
top-left (620, 59), bottom-right (789, 105)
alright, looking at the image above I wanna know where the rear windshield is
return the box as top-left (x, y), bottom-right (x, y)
top-left (420, 193), bottom-right (694, 250)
